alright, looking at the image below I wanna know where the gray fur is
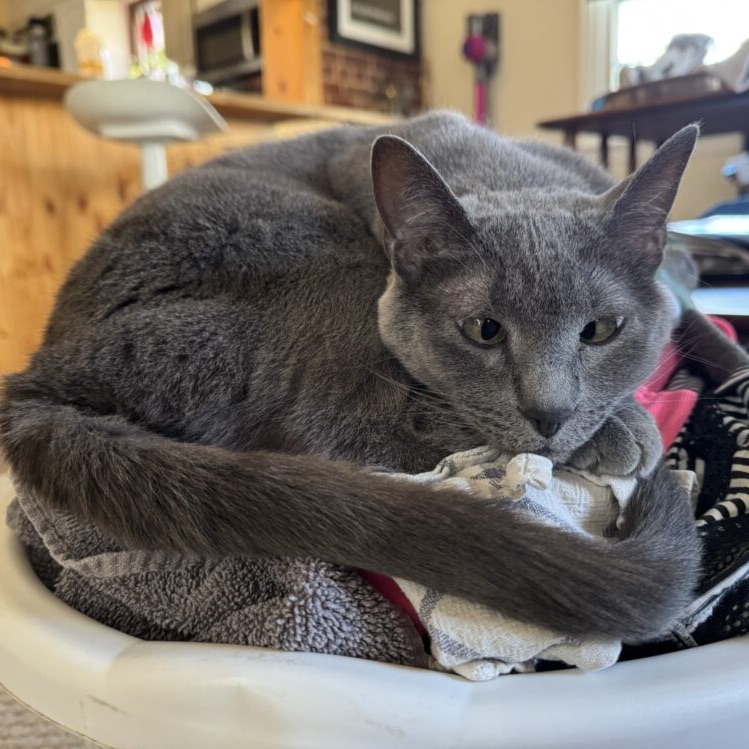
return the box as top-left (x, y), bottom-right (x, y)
top-left (0, 112), bottom-right (702, 640)
top-left (677, 309), bottom-right (749, 383)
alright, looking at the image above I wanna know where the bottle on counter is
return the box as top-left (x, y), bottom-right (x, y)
top-left (74, 27), bottom-right (110, 78)
top-left (28, 21), bottom-right (50, 67)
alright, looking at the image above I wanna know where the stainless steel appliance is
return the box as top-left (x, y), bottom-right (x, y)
top-left (193, 0), bottom-right (261, 85)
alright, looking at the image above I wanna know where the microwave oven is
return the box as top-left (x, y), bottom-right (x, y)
top-left (193, 0), bottom-right (261, 85)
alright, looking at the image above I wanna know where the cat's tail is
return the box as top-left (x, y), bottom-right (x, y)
top-left (0, 389), bottom-right (700, 642)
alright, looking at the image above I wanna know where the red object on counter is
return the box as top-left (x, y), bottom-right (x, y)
top-left (141, 11), bottom-right (154, 50)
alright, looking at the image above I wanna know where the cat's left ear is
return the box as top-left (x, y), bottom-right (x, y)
top-left (602, 124), bottom-right (699, 270)
top-left (371, 135), bottom-right (473, 284)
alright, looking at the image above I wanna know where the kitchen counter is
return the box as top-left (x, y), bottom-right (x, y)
top-left (0, 63), bottom-right (394, 125)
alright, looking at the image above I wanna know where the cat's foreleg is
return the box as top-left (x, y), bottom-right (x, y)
top-left (568, 401), bottom-right (661, 477)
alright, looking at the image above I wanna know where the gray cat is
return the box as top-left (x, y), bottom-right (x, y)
top-left (0, 111), bottom-right (701, 641)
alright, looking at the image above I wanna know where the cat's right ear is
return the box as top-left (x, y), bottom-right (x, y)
top-left (371, 135), bottom-right (472, 284)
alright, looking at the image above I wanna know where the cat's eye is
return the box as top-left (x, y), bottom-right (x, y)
top-left (461, 317), bottom-right (506, 346)
top-left (579, 317), bottom-right (625, 345)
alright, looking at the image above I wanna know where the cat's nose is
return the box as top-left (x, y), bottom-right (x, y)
top-left (522, 407), bottom-right (573, 438)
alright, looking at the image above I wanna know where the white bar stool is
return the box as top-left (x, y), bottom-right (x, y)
top-left (64, 78), bottom-right (227, 190)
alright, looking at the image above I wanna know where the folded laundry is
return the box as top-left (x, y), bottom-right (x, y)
top-left (5, 441), bottom-right (699, 682)
top-left (388, 448), bottom-right (696, 680)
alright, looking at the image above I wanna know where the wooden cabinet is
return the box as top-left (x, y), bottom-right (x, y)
top-left (261, 0), bottom-right (323, 105)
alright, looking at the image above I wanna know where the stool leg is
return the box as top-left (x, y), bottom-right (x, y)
top-left (599, 134), bottom-right (609, 169)
top-left (628, 136), bottom-right (637, 173)
top-left (140, 143), bottom-right (169, 190)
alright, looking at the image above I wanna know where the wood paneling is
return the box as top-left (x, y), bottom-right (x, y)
top-left (0, 96), bottom-right (134, 375)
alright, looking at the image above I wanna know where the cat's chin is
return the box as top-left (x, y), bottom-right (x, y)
top-left (488, 436), bottom-right (557, 460)
top-left (523, 445), bottom-right (566, 464)
top-left (486, 434), bottom-right (575, 466)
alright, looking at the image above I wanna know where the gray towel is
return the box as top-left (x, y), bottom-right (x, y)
top-left (6, 488), bottom-right (426, 667)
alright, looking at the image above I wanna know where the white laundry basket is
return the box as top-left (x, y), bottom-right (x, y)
top-left (1, 476), bottom-right (748, 749)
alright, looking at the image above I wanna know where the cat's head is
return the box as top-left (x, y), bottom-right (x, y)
top-left (371, 125), bottom-right (698, 460)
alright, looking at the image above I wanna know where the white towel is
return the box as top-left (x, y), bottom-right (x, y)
top-left (389, 447), bottom-right (697, 681)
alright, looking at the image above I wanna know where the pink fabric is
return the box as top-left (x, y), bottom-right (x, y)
top-left (635, 316), bottom-right (737, 450)
top-left (708, 316), bottom-right (739, 343)
top-left (360, 570), bottom-right (426, 636)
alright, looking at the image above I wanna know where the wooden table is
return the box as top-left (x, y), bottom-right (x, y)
top-left (538, 88), bottom-right (749, 173)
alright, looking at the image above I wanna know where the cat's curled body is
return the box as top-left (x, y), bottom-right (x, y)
top-left (1, 112), bottom-right (701, 641)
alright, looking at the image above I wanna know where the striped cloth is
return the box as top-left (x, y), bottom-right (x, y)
top-left (667, 367), bottom-right (749, 528)
top-left (626, 367), bottom-right (749, 657)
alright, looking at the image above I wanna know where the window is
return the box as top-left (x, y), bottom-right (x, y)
top-left (584, 0), bottom-right (749, 97)
top-left (614, 0), bottom-right (749, 87)
top-left (616, 0), bottom-right (748, 66)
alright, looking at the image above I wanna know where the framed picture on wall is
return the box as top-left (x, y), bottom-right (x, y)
top-left (328, 0), bottom-right (420, 59)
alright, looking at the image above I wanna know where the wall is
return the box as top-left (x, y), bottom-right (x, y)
top-left (84, 0), bottom-right (130, 79)
top-left (421, 0), bottom-right (738, 220)
top-left (318, 0), bottom-right (421, 115)
top-left (422, 0), bottom-right (580, 137)
top-left (161, 0), bottom-right (422, 114)
top-left (1, 0), bottom-right (85, 71)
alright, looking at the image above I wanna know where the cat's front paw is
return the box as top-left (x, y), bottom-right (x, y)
top-left (569, 404), bottom-right (661, 477)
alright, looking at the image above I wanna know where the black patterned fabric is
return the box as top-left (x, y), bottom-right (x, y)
top-left (624, 367), bottom-right (749, 658)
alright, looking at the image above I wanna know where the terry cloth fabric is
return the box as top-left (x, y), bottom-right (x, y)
top-left (5, 489), bottom-right (426, 667)
top-left (386, 448), bottom-right (696, 681)
top-left (4, 448), bottom-right (697, 682)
